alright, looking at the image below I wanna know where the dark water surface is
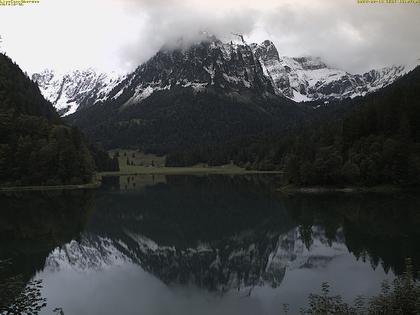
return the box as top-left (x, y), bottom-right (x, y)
top-left (1, 175), bottom-right (419, 314)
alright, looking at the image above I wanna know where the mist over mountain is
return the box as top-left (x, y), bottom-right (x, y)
top-left (64, 36), bottom-right (307, 152)
top-left (33, 37), bottom-right (419, 116)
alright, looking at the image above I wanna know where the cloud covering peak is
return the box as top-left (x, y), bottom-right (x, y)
top-left (0, 0), bottom-right (419, 74)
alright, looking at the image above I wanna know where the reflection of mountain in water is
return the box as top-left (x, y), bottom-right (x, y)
top-left (2, 175), bottom-right (420, 296)
top-left (45, 226), bottom-right (347, 292)
top-left (44, 175), bottom-right (420, 293)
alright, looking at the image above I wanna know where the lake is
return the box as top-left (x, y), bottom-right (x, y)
top-left (1, 174), bottom-right (419, 315)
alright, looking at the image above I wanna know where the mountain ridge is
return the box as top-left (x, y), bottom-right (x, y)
top-left (253, 39), bottom-right (420, 102)
top-left (32, 37), bottom-right (419, 116)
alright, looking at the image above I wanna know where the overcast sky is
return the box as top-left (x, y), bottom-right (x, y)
top-left (0, 0), bottom-right (419, 74)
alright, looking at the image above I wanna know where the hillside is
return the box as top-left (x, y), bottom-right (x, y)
top-left (0, 53), bottom-right (117, 186)
top-left (282, 65), bottom-right (420, 186)
top-left (70, 87), bottom-right (307, 153)
top-left (165, 65), bottom-right (420, 187)
top-left (234, 66), bottom-right (420, 186)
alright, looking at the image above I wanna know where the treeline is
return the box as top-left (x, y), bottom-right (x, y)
top-left (167, 66), bottom-right (420, 187)
top-left (90, 145), bottom-right (120, 174)
top-left (0, 53), bottom-right (118, 186)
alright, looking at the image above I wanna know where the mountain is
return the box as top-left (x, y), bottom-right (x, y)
top-left (108, 36), bottom-right (276, 105)
top-left (34, 38), bottom-right (418, 117)
top-left (68, 37), bottom-right (306, 152)
top-left (32, 69), bottom-right (124, 116)
top-left (31, 35), bottom-right (415, 165)
top-left (0, 53), bottom-right (118, 186)
top-left (252, 40), bottom-right (419, 102)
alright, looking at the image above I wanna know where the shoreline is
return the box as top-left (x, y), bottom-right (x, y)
top-left (0, 181), bottom-right (101, 192)
top-left (99, 166), bottom-right (283, 177)
top-left (0, 168), bottom-right (282, 192)
top-left (2, 171), bottom-right (414, 193)
top-left (277, 184), bottom-right (411, 194)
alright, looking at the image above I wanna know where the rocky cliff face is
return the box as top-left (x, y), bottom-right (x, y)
top-left (107, 36), bottom-right (276, 109)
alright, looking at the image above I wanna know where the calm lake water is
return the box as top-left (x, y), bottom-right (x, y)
top-left (1, 174), bottom-right (419, 315)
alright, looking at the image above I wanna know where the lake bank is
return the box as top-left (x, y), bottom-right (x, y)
top-left (0, 167), bottom-right (282, 192)
top-left (0, 180), bottom-right (101, 192)
top-left (99, 165), bottom-right (283, 176)
top-left (277, 184), bottom-right (410, 194)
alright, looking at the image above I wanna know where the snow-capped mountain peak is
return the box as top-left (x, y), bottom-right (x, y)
top-left (118, 37), bottom-right (275, 108)
top-left (33, 37), bottom-right (419, 116)
top-left (252, 40), bottom-right (419, 102)
top-left (32, 68), bottom-right (124, 116)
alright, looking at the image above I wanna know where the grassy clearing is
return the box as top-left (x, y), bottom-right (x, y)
top-left (104, 149), bottom-right (282, 176)
top-left (99, 164), bottom-right (281, 176)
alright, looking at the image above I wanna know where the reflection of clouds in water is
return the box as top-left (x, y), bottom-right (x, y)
top-left (3, 175), bottom-right (416, 314)
top-left (44, 226), bottom-right (348, 290)
top-left (256, 254), bottom-right (395, 315)
top-left (38, 264), bottom-right (265, 315)
top-left (38, 252), bottom-right (393, 315)
top-left (38, 223), bottom-right (393, 315)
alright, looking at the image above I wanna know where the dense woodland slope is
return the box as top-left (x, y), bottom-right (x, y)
top-left (0, 54), bottom-right (118, 186)
top-left (65, 36), bottom-right (420, 187)
top-left (67, 38), bottom-right (314, 152)
top-left (282, 66), bottom-right (420, 186)
top-left (69, 87), bottom-right (308, 154)
top-left (167, 67), bottom-right (420, 186)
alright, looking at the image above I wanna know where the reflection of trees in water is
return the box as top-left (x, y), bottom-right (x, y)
top-left (0, 190), bottom-right (95, 314)
top-left (81, 175), bottom-right (294, 291)
top-left (95, 174), bottom-right (289, 248)
top-left (2, 175), bottom-right (420, 299)
top-left (300, 259), bottom-right (420, 315)
top-left (0, 259), bottom-right (46, 315)
top-left (285, 193), bottom-right (420, 277)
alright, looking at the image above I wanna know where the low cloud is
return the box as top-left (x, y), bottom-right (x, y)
top-left (256, 1), bottom-right (420, 72)
top-left (0, 0), bottom-right (419, 74)
top-left (118, 0), bottom-right (259, 71)
top-left (119, 0), bottom-right (420, 73)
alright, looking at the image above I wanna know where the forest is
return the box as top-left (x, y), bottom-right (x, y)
top-left (166, 66), bottom-right (420, 187)
top-left (0, 53), bottom-right (118, 186)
